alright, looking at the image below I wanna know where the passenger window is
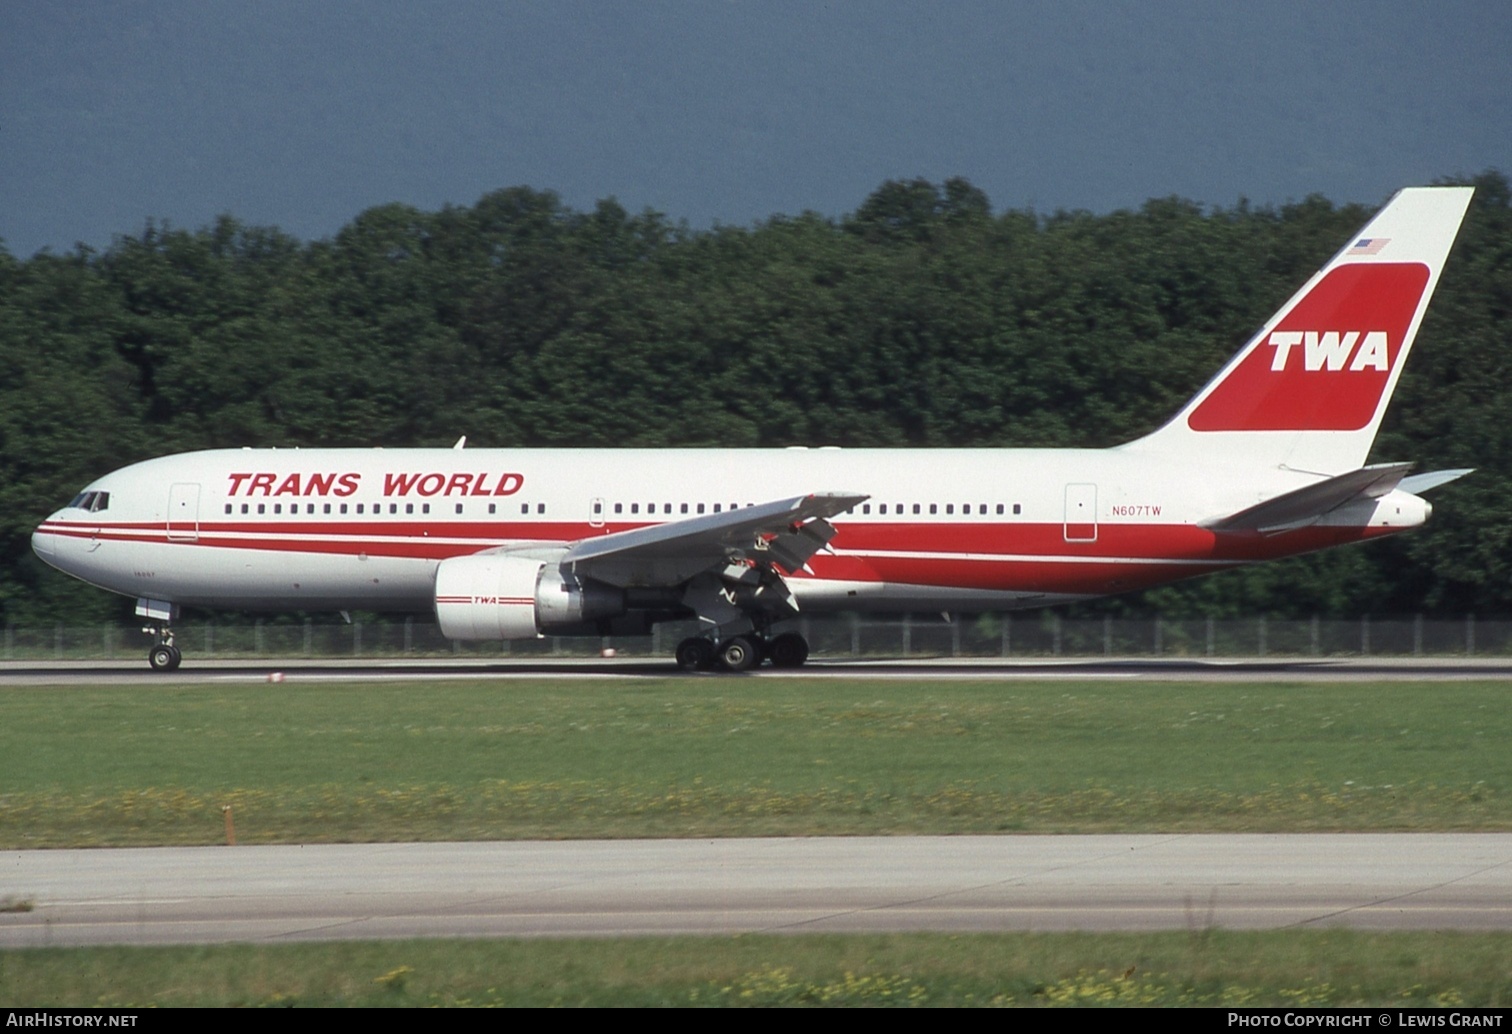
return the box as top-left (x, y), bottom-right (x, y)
top-left (1013, 503), bottom-right (1022, 515)
top-left (455, 503), bottom-right (463, 515)
top-left (324, 503), bottom-right (332, 514)
top-left (274, 504), bottom-right (282, 514)
top-left (407, 503), bottom-right (415, 514)
top-left (696, 503), bottom-right (705, 514)
top-left (241, 504), bottom-right (249, 514)
top-left (862, 504), bottom-right (871, 514)
top-left (258, 504), bottom-right (266, 515)
top-left (614, 503), bottom-right (623, 514)
top-left (422, 504), bottom-right (430, 514)
top-left (224, 504), bottom-right (232, 515)
top-left (537, 503), bottom-right (545, 514)
top-left (486, 503), bottom-right (494, 515)
top-left (945, 504), bottom-right (953, 515)
top-left (913, 503), bottom-right (921, 515)
top-left (713, 504), bottom-right (722, 513)
top-left (631, 503), bottom-right (639, 514)
top-left (521, 503), bottom-right (529, 515)
top-left (929, 503), bottom-right (937, 515)
top-left (680, 503), bottom-right (688, 514)
top-left (356, 504), bottom-right (363, 514)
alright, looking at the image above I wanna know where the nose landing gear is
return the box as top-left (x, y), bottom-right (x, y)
top-left (147, 637), bottom-right (182, 672)
top-left (136, 598), bottom-right (182, 672)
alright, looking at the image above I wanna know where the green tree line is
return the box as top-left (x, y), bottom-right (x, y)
top-left (2, 173), bottom-right (1508, 625)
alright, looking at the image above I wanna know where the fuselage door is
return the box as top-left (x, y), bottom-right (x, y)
top-left (167, 483), bottom-right (201, 542)
top-left (1063, 483), bottom-right (1098, 543)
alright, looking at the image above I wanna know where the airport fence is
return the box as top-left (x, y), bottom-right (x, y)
top-left (1, 613), bottom-right (1507, 661)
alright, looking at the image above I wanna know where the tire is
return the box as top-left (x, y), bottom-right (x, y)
top-left (768, 632), bottom-right (809, 668)
top-left (717, 636), bottom-right (758, 673)
top-left (675, 637), bottom-right (714, 671)
top-left (149, 645), bottom-right (178, 672)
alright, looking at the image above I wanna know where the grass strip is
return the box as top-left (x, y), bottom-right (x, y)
top-left (1, 931), bottom-right (1508, 1007)
top-left (1, 678), bottom-right (1508, 847)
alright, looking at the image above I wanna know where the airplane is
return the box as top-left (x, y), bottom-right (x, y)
top-left (32, 186), bottom-right (1475, 673)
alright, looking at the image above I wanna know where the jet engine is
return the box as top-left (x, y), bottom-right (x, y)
top-left (434, 554), bottom-right (624, 640)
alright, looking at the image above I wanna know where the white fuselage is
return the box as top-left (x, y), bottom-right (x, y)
top-left (31, 445), bottom-right (1427, 622)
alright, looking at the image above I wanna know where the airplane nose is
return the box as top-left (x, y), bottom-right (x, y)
top-left (31, 524), bottom-right (56, 558)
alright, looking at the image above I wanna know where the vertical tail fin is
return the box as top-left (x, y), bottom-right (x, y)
top-left (1128, 186), bottom-right (1473, 473)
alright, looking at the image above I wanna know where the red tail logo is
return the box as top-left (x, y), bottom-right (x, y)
top-left (1266, 330), bottom-right (1390, 372)
top-left (1188, 263), bottom-right (1429, 431)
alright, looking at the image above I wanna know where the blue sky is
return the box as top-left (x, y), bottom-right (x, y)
top-left (2, 0), bottom-right (1508, 256)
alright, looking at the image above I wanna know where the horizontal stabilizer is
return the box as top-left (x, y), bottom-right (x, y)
top-left (1203, 462), bottom-right (1413, 535)
top-left (1400, 468), bottom-right (1473, 494)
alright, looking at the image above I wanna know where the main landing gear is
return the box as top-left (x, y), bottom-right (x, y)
top-left (675, 631), bottom-right (810, 673)
top-left (144, 626), bottom-right (182, 672)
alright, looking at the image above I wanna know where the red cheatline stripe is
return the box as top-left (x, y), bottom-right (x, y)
top-left (35, 518), bottom-right (1401, 566)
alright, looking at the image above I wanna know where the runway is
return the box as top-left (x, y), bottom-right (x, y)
top-left (5, 656), bottom-right (1512, 686)
top-left (3, 835), bottom-right (1511, 947)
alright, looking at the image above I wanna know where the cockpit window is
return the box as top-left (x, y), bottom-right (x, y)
top-left (67, 491), bottom-right (109, 512)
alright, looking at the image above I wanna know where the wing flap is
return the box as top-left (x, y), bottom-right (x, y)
top-left (564, 492), bottom-right (866, 587)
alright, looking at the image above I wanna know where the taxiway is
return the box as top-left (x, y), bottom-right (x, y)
top-left (4, 835), bottom-right (1511, 947)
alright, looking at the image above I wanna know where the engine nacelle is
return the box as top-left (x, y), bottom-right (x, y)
top-left (434, 555), bottom-right (624, 640)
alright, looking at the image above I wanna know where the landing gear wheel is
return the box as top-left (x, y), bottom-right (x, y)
top-left (148, 644), bottom-right (182, 672)
top-left (768, 631), bottom-right (810, 669)
top-left (675, 637), bottom-right (715, 672)
top-left (717, 636), bottom-right (759, 673)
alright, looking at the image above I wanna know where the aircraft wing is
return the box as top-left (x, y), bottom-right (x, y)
top-left (562, 492), bottom-right (868, 588)
top-left (1202, 462), bottom-right (1413, 536)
